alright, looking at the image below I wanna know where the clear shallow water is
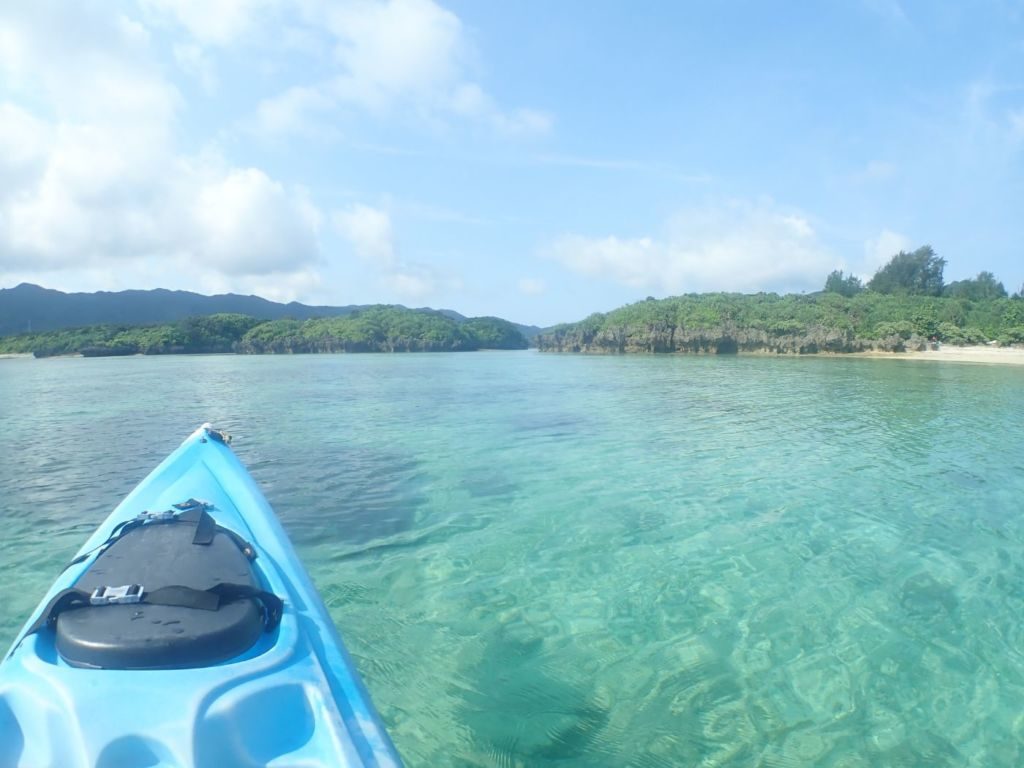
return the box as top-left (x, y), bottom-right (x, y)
top-left (1, 352), bottom-right (1023, 766)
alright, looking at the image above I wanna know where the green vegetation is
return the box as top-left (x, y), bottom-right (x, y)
top-left (0, 308), bottom-right (529, 357)
top-left (539, 292), bottom-right (1024, 353)
top-left (944, 271), bottom-right (1007, 300)
top-left (823, 270), bottom-right (863, 297)
top-left (548, 292), bottom-right (1019, 340)
top-left (539, 244), bottom-right (1024, 355)
top-left (866, 246), bottom-right (946, 296)
top-left (461, 317), bottom-right (531, 349)
top-left (3, 246), bottom-right (1018, 359)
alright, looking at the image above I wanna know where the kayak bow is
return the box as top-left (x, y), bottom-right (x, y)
top-left (0, 424), bottom-right (402, 768)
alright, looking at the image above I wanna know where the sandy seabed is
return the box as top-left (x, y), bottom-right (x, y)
top-left (856, 344), bottom-right (1024, 366)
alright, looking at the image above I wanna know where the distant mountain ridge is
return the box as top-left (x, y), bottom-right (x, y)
top-left (0, 283), bottom-right (541, 338)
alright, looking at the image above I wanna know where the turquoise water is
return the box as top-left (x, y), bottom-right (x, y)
top-left (1, 352), bottom-right (1023, 766)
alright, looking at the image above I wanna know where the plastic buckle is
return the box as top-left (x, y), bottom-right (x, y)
top-left (173, 499), bottom-right (211, 513)
top-left (139, 509), bottom-right (176, 522)
top-left (90, 585), bottom-right (144, 605)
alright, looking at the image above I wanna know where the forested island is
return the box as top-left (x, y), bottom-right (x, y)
top-left (0, 306), bottom-right (529, 357)
top-left (538, 248), bottom-right (1024, 354)
top-left (3, 247), bottom-right (1022, 359)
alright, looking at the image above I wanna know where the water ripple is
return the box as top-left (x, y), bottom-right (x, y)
top-left (2, 354), bottom-right (1023, 765)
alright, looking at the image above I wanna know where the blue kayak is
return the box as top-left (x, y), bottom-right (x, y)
top-left (0, 424), bottom-right (402, 768)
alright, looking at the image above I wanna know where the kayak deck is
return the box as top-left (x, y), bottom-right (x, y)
top-left (0, 425), bottom-right (401, 768)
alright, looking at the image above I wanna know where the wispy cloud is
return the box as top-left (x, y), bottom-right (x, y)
top-left (172, 42), bottom-right (217, 92)
top-left (850, 160), bottom-right (896, 183)
top-left (517, 278), bottom-right (546, 296)
top-left (862, 229), bottom-right (911, 274)
top-left (333, 203), bottom-right (395, 267)
top-left (253, 84), bottom-right (338, 139)
top-left (392, 198), bottom-right (486, 225)
top-left (252, 0), bottom-right (552, 139)
top-left (449, 84), bottom-right (552, 137)
top-left (862, 0), bottom-right (910, 26)
top-left (1009, 109), bottom-right (1024, 141)
top-left (533, 153), bottom-right (712, 183)
top-left (544, 199), bottom-right (835, 295)
top-left (140, 0), bottom-right (274, 47)
top-left (332, 202), bottom-right (460, 299)
top-left (964, 79), bottom-right (1024, 146)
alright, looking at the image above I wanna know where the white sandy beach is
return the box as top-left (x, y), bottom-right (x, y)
top-left (858, 344), bottom-right (1024, 366)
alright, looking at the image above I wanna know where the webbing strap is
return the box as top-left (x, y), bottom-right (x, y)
top-left (177, 506), bottom-right (216, 545)
top-left (145, 583), bottom-right (283, 627)
top-left (65, 516), bottom-right (145, 569)
top-left (25, 583), bottom-right (283, 638)
top-left (62, 502), bottom-right (256, 573)
top-left (25, 589), bottom-right (91, 636)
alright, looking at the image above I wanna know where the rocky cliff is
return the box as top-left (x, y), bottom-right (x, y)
top-left (536, 323), bottom-right (928, 355)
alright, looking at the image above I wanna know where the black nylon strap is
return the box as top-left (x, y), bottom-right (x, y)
top-left (25, 588), bottom-right (91, 636)
top-left (145, 585), bottom-right (220, 611)
top-left (64, 517), bottom-right (145, 570)
top-left (177, 506), bottom-right (216, 545)
top-left (145, 583), bottom-right (282, 629)
top-left (24, 583), bottom-right (284, 639)
top-left (63, 504), bottom-right (257, 574)
top-left (209, 583), bottom-right (284, 630)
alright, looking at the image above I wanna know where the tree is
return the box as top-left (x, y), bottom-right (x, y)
top-left (867, 246), bottom-right (946, 296)
top-left (944, 271), bottom-right (1007, 300)
top-left (461, 317), bottom-right (529, 349)
top-left (823, 269), bottom-right (863, 297)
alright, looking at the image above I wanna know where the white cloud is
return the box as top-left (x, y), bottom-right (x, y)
top-left (863, 229), bottom-right (912, 271)
top-left (254, 85), bottom-right (338, 139)
top-left (0, 2), bottom-right (322, 296)
top-left (142, 1), bottom-right (286, 92)
top-left (331, 203), bottom-right (461, 299)
top-left (0, 103), bottom-right (52, 194)
top-left (255, 0), bottom-right (551, 137)
top-left (324, 0), bottom-right (464, 109)
top-left (392, 198), bottom-right (484, 225)
top-left (0, 4), bottom-right (178, 128)
top-left (851, 160), bottom-right (896, 182)
top-left (863, 0), bottom-right (909, 25)
top-left (387, 270), bottom-right (436, 298)
top-left (2, 121), bottom-right (175, 268)
top-left (1010, 110), bottom-right (1024, 141)
top-left (549, 235), bottom-right (660, 288)
top-left (533, 153), bottom-right (713, 183)
top-left (140, 0), bottom-right (271, 46)
top-left (1, 131), bottom-right (321, 278)
top-left (545, 200), bottom-right (836, 295)
top-left (333, 204), bottom-right (396, 267)
top-left (518, 278), bottom-right (546, 296)
top-left (173, 42), bottom-right (217, 92)
top-left (450, 83), bottom-right (552, 137)
top-left (194, 169), bottom-right (321, 275)
top-left (194, 267), bottom-right (323, 302)
top-left (964, 78), bottom-right (1024, 150)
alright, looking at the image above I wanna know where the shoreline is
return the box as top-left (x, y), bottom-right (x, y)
top-left (4, 346), bottom-right (1023, 365)
top-left (849, 345), bottom-right (1024, 366)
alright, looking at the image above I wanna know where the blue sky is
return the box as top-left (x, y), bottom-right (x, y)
top-left (1, 1), bottom-right (1021, 326)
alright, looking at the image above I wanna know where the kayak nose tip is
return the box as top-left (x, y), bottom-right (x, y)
top-left (198, 423), bottom-right (232, 445)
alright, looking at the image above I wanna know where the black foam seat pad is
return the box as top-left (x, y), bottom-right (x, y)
top-left (56, 521), bottom-right (263, 669)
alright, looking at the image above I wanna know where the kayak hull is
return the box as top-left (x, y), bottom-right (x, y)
top-left (0, 425), bottom-right (401, 768)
